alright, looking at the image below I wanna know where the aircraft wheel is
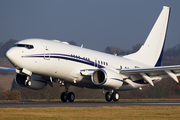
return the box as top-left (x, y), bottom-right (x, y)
top-left (112, 92), bottom-right (120, 102)
top-left (27, 80), bottom-right (32, 86)
top-left (24, 79), bottom-right (29, 86)
top-left (61, 92), bottom-right (67, 102)
top-left (105, 92), bottom-right (112, 102)
top-left (67, 92), bottom-right (75, 102)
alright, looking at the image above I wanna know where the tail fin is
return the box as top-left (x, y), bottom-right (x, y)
top-left (124, 6), bottom-right (170, 67)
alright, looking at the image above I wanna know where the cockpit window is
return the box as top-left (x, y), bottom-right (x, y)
top-left (13, 44), bottom-right (34, 49)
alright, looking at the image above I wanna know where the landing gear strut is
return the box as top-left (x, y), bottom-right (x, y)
top-left (105, 91), bottom-right (120, 102)
top-left (60, 84), bottom-right (75, 102)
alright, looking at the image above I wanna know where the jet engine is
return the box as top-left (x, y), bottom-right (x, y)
top-left (91, 68), bottom-right (123, 89)
top-left (15, 73), bottom-right (47, 90)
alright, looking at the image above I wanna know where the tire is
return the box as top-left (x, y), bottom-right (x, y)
top-left (112, 92), bottom-right (120, 102)
top-left (105, 92), bottom-right (112, 102)
top-left (61, 92), bottom-right (67, 102)
top-left (67, 92), bottom-right (75, 102)
top-left (27, 80), bottom-right (31, 86)
top-left (24, 79), bottom-right (29, 86)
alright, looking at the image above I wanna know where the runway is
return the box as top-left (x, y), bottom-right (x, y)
top-left (0, 101), bottom-right (180, 108)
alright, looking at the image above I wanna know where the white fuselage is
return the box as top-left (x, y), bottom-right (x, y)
top-left (6, 38), bottom-right (154, 90)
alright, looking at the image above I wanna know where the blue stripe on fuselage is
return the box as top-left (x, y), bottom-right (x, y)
top-left (23, 53), bottom-right (105, 68)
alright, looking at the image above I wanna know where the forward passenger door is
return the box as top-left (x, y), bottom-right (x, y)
top-left (41, 42), bottom-right (50, 60)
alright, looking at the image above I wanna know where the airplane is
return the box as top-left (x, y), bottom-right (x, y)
top-left (1, 6), bottom-right (179, 102)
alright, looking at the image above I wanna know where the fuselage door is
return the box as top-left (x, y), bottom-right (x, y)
top-left (41, 42), bottom-right (50, 60)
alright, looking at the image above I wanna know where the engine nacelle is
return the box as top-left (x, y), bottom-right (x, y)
top-left (91, 68), bottom-right (123, 89)
top-left (15, 74), bottom-right (47, 90)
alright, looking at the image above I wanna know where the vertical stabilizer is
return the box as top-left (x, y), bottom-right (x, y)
top-left (124, 6), bottom-right (170, 67)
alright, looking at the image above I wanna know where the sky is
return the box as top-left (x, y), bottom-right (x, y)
top-left (0, 0), bottom-right (180, 51)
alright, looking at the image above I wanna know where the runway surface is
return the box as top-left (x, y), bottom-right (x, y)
top-left (1, 101), bottom-right (180, 108)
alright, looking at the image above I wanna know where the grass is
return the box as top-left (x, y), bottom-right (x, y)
top-left (0, 99), bottom-right (180, 119)
top-left (0, 106), bottom-right (180, 120)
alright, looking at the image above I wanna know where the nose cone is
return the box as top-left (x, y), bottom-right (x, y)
top-left (6, 48), bottom-right (17, 67)
top-left (6, 48), bottom-right (13, 61)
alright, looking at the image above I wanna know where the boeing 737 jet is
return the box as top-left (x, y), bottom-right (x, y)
top-left (1, 6), bottom-right (179, 102)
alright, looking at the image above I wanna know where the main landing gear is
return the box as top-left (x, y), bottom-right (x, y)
top-left (60, 84), bottom-right (75, 102)
top-left (61, 92), bottom-right (75, 102)
top-left (105, 91), bottom-right (120, 102)
top-left (60, 82), bottom-right (119, 102)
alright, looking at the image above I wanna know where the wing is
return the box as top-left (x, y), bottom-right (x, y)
top-left (120, 65), bottom-right (180, 87)
top-left (0, 67), bottom-right (16, 72)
